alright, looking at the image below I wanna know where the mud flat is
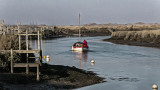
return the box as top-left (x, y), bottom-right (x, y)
top-left (0, 63), bottom-right (104, 90)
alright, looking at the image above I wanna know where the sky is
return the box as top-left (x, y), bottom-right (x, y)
top-left (0, 0), bottom-right (160, 25)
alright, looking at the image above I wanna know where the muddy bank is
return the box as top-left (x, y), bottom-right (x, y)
top-left (104, 39), bottom-right (160, 48)
top-left (0, 63), bottom-right (104, 90)
top-left (54, 27), bottom-right (111, 37)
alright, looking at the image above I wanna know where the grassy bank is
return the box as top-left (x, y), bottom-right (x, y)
top-left (55, 23), bottom-right (160, 37)
top-left (104, 30), bottom-right (160, 48)
top-left (0, 63), bottom-right (104, 90)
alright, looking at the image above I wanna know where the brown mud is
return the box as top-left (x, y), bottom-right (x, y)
top-left (0, 63), bottom-right (105, 90)
top-left (103, 38), bottom-right (160, 48)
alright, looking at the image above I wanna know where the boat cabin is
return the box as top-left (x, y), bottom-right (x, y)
top-left (73, 42), bottom-right (84, 47)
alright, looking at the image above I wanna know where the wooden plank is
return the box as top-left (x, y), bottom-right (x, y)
top-left (37, 64), bottom-right (40, 81)
top-left (11, 49), bottom-right (13, 73)
top-left (26, 64), bottom-right (29, 74)
top-left (38, 30), bottom-right (40, 50)
top-left (26, 30), bottom-right (29, 63)
top-left (15, 34), bottom-right (39, 36)
top-left (13, 63), bottom-right (39, 67)
top-left (0, 50), bottom-right (39, 53)
top-left (28, 57), bottom-right (40, 59)
top-left (14, 50), bottom-right (39, 53)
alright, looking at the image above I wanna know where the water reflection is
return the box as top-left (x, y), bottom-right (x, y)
top-left (72, 51), bottom-right (88, 69)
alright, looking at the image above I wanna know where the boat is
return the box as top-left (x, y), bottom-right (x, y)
top-left (72, 14), bottom-right (89, 51)
top-left (72, 42), bottom-right (88, 51)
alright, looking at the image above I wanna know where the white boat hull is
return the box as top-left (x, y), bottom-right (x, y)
top-left (72, 46), bottom-right (88, 51)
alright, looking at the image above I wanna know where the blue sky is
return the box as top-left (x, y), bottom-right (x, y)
top-left (0, 0), bottom-right (160, 25)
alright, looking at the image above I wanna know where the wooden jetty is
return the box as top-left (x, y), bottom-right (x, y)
top-left (0, 29), bottom-right (42, 81)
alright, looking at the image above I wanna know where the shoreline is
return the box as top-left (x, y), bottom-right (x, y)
top-left (103, 38), bottom-right (160, 48)
top-left (0, 63), bottom-right (105, 90)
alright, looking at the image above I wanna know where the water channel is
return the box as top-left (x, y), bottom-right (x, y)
top-left (31, 36), bottom-right (160, 90)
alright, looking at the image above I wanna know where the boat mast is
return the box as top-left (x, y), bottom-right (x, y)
top-left (79, 13), bottom-right (81, 42)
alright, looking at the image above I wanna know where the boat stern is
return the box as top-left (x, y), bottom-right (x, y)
top-left (72, 46), bottom-right (83, 51)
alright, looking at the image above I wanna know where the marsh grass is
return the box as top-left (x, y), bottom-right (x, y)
top-left (111, 30), bottom-right (160, 43)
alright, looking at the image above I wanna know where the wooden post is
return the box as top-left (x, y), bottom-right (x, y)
top-left (40, 50), bottom-right (42, 64)
top-left (10, 49), bottom-right (13, 73)
top-left (40, 28), bottom-right (42, 50)
top-left (19, 34), bottom-right (21, 50)
top-left (40, 29), bottom-right (42, 64)
top-left (26, 30), bottom-right (29, 63)
top-left (18, 25), bottom-right (21, 50)
top-left (37, 64), bottom-right (40, 81)
top-left (38, 30), bottom-right (40, 50)
top-left (26, 64), bottom-right (29, 74)
top-left (38, 30), bottom-right (42, 64)
top-left (19, 35), bottom-right (21, 50)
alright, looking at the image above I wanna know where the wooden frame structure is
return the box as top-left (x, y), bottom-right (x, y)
top-left (0, 28), bottom-right (42, 81)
